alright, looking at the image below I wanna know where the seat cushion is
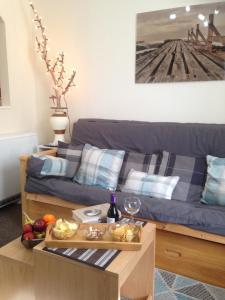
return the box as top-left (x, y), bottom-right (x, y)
top-left (25, 176), bottom-right (225, 236)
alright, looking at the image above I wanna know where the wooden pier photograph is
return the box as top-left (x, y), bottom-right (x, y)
top-left (135, 2), bottom-right (225, 83)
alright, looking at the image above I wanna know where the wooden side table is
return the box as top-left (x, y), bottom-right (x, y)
top-left (33, 223), bottom-right (155, 300)
top-left (0, 223), bottom-right (155, 300)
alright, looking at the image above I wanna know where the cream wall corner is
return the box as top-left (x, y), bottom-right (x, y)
top-left (0, 0), bottom-right (35, 135)
top-left (0, 0), bottom-right (52, 144)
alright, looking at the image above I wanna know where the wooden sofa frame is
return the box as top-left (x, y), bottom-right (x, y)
top-left (20, 150), bottom-right (225, 288)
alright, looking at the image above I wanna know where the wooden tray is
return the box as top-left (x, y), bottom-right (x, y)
top-left (45, 223), bottom-right (143, 251)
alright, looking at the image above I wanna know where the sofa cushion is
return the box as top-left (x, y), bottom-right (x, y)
top-left (28, 151), bottom-right (80, 179)
top-left (28, 155), bottom-right (69, 177)
top-left (201, 155), bottom-right (225, 206)
top-left (40, 155), bottom-right (68, 177)
top-left (57, 141), bottom-right (83, 177)
top-left (74, 144), bottom-right (125, 191)
top-left (118, 151), bottom-right (162, 188)
top-left (25, 176), bottom-right (225, 236)
top-left (71, 119), bottom-right (225, 157)
top-left (27, 156), bottom-right (45, 178)
top-left (121, 169), bottom-right (179, 200)
top-left (157, 151), bottom-right (207, 202)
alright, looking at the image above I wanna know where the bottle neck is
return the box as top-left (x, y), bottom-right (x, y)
top-left (110, 194), bottom-right (116, 205)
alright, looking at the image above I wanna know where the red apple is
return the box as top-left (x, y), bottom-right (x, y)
top-left (33, 219), bottom-right (46, 232)
top-left (23, 232), bottom-right (34, 240)
top-left (23, 223), bottom-right (33, 234)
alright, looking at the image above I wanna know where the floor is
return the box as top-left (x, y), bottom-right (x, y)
top-left (1, 203), bottom-right (225, 300)
top-left (0, 202), bottom-right (21, 247)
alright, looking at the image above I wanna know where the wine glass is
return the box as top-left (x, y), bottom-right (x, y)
top-left (124, 197), bottom-right (141, 223)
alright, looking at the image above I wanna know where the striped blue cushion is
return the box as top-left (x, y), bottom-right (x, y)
top-left (74, 144), bottom-right (125, 191)
top-left (122, 169), bottom-right (179, 200)
top-left (38, 155), bottom-right (68, 177)
top-left (201, 155), bottom-right (225, 206)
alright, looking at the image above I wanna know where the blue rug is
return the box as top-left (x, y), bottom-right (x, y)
top-left (155, 269), bottom-right (225, 300)
top-left (122, 269), bottom-right (225, 300)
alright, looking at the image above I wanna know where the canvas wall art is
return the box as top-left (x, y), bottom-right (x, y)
top-left (135, 2), bottom-right (225, 83)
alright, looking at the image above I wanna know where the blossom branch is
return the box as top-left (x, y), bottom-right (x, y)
top-left (62, 71), bottom-right (76, 96)
top-left (56, 52), bottom-right (65, 88)
top-left (30, 2), bottom-right (76, 109)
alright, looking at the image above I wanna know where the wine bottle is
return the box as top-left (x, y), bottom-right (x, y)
top-left (107, 193), bottom-right (119, 223)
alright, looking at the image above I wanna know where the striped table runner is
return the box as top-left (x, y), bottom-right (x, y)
top-left (43, 218), bottom-right (145, 270)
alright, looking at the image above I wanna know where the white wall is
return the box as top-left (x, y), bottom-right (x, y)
top-left (0, 133), bottom-right (38, 202)
top-left (0, 0), bottom-right (53, 144)
top-left (30, 0), bottom-right (225, 130)
top-left (0, 17), bottom-right (10, 106)
top-left (0, 0), bottom-right (38, 137)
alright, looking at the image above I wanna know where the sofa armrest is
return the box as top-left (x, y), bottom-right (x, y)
top-left (20, 149), bottom-right (57, 220)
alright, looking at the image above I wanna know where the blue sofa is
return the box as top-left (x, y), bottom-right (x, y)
top-left (21, 118), bottom-right (225, 287)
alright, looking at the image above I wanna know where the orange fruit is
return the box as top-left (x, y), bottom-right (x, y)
top-left (43, 214), bottom-right (56, 224)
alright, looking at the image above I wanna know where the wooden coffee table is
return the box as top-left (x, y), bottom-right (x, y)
top-left (0, 223), bottom-right (155, 300)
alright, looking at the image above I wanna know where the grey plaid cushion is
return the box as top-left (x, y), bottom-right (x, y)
top-left (27, 156), bottom-right (46, 178)
top-left (157, 151), bottom-right (207, 202)
top-left (57, 141), bottom-right (83, 178)
top-left (122, 169), bottom-right (179, 200)
top-left (118, 151), bottom-right (162, 190)
top-left (74, 144), bottom-right (125, 191)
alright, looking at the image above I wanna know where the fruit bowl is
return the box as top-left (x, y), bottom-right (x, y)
top-left (21, 235), bottom-right (43, 249)
top-left (21, 212), bottom-right (55, 249)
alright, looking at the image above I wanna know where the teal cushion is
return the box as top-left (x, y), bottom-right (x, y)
top-left (121, 169), bottom-right (179, 200)
top-left (201, 155), bottom-right (225, 206)
top-left (74, 144), bottom-right (125, 191)
top-left (37, 155), bottom-right (68, 177)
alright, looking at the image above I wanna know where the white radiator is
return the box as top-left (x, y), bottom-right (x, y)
top-left (0, 132), bottom-right (38, 205)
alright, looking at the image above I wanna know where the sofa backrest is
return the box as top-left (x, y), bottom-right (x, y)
top-left (72, 119), bottom-right (225, 157)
